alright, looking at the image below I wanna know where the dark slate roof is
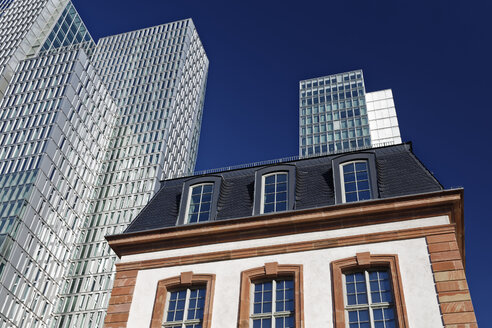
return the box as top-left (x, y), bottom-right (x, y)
top-left (123, 143), bottom-right (443, 234)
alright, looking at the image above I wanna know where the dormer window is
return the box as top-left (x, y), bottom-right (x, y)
top-left (341, 161), bottom-right (371, 203)
top-left (186, 183), bottom-right (214, 223)
top-left (253, 165), bottom-right (296, 216)
top-left (332, 153), bottom-right (378, 204)
top-left (177, 176), bottom-right (222, 225)
top-left (262, 172), bottom-right (288, 213)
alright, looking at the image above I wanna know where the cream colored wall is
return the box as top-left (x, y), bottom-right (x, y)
top-left (120, 215), bottom-right (449, 263)
top-left (124, 216), bottom-right (447, 327)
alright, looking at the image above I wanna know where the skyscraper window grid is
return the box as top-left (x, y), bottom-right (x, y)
top-left (299, 70), bottom-right (371, 157)
top-left (0, 47), bottom-right (118, 328)
top-left (52, 19), bottom-right (208, 328)
top-left (39, 1), bottom-right (94, 56)
top-left (0, 0), bottom-right (74, 100)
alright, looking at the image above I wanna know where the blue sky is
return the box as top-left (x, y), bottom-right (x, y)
top-left (73, 0), bottom-right (490, 322)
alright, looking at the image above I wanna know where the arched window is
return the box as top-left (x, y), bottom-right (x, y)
top-left (261, 172), bottom-right (289, 214)
top-left (151, 272), bottom-right (215, 328)
top-left (238, 262), bottom-right (304, 328)
top-left (185, 183), bottom-right (214, 223)
top-left (253, 165), bottom-right (296, 216)
top-left (331, 253), bottom-right (409, 328)
top-left (340, 160), bottom-right (372, 203)
top-left (177, 176), bottom-right (221, 225)
top-left (332, 153), bottom-right (378, 204)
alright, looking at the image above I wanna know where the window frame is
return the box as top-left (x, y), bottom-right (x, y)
top-left (150, 272), bottom-right (216, 328)
top-left (339, 160), bottom-right (373, 203)
top-left (177, 176), bottom-right (222, 225)
top-left (342, 268), bottom-right (394, 327)
top-left (249, 277), bottom-right (295, 326)
top-left (332, 153), bottom-right (378, 204)
top-left (331, 253), bottom-right (409, 328)
top-left (253, 165), bottom-right (296, 216)
top-left (184, 182), bottom-right (215, 224)
top-left (238, 262), bottom-right (304, 328)
top-left (162, 286), bottom-right (206, 327)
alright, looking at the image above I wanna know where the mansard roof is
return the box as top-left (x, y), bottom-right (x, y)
top-left (121, 143), bottom-right (443, 235)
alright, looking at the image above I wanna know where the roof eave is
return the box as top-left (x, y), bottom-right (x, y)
top-left (107, 188), bottom-right (465, 260)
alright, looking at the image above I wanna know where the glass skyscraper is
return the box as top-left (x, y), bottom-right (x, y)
top-left (53, 19), bottom-right (208, 328)
top-left (0, 1), bottom-right (208, 327)
top-left (299, 70), bottom-right (401, 156)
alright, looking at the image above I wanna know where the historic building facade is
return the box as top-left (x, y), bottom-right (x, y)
top-left (105, 143), bottom-right (477, 327)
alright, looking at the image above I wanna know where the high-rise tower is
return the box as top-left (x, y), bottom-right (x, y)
top-left (53, 19), bottom-right (208, 328)
top-left (0, 1), bottom-right (208, 327)
top-left (0, 47), bottom-right (117, 328)
top-left (299, 70), bottom-right (401, 156)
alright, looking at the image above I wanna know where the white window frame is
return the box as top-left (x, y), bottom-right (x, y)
top-left (249, 278), bottom-right (294, 327)
top-left (184, 183), bottom-right (214, 224)
top-left (340, 160), bottom-right (372, 203)
top-left (342, 269), bottom-right (395, 328)
top-left (163, 286), bottom-right (205, 328)
top-left (260, 172), bottom-right (289, 214)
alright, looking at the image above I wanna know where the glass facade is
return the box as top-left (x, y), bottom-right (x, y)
top-left (299, 70), bottom-right (401, 156)
top-left (0, 0), bottom-right (77, 100)
top-left (40, 1), bottom-right (94, 56)
top-left (0, 47), bottom-right (117, 328)
top-left (0, 1), bottom-right (208, 328)
top-left (53, 19), bottom-right (208, 328)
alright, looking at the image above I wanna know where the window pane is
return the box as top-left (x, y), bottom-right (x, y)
top-left (265, 194), bottom-right (275, 204)
top-left (276, 201), bottom-right (287, 212)
top-left (187, 183), bottom-right (214, 223)
top-left (277, 192), bottom-right (287, 202)
top-left (202, 184), bottom-right (213, 193)
top-left (343, 163), bottom-right (355, 173)
top-left (358, 190), bottom-right (371, 201)
top-left (276, 279), bottom-right (294, 312)
top-left (192, 186), bottom-right (202, 195)
top-left (356, 171), bottom-right (368, 181)
top-left (355, 162), bottom-right (368, 171)
top-left (252, 279), bottom-right (294, 327)
top-left (277, 182), bottom-right (287, 192)
top-left (346, 192), bottom-right (358, 202)
top-left (357, 180), bottom-right (369, 191)
top-left (277, 173), bottom-right (287, 182)
top-left (188, 214), bottom-right (198, 223)
top-left (265, 184), bottom-right (275, 194)
top-left (348, 309), bottom-right (370, 327)
top-left (264, 203), bottom-right (275, 213)
top-left (165, 287), bottom-right (206, 326)
top-left (200, 202), bottom-right (210, 212)
top-left (262, 173), bottom-right (289, 213)
top-left (201, 193), bottom-right (212, 202)
top-left (344, 172), bottom-right (355, 182)
top-left (345, 182), bottom-right (356, 193)
top-left (275, 315), bottom-right (294, 328)
top-left (265, 175), bottom-right (275, 184)
top-left (345, 272), bottom-right (367, 305)
top-left (369, 270), bottom-right (393, 304)
top-left (373, 308), bottom-right (395, 328)
top-left (198, 212), bottom-right (209, 222)
top-left (187, 287), bottom-right (205, 320)
top-left (342, 161), bottom-right (372, 202)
